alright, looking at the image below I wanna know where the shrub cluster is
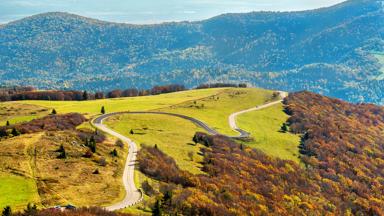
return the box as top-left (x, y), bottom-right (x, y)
top-left (196, 83), bottom-right (247, 89)
top-left (3, 206), bottom-right (132, 216)
top-left (0, 113), bottom-right (86, 137)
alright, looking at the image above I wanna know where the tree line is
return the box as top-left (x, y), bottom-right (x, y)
top-left (0, 83), bottom-right (247, 101)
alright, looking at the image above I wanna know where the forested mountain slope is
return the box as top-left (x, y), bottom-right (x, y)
top-left (135, 91), bottom-right (384, 215)
top-left (0, 0), bottom-right (383, 103)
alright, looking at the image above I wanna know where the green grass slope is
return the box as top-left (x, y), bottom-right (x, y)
top-left (236, 103), bottom-right (301, 163)
top-left (0, 174), bottom-right (40, 211)
top-left (160, 88), bottom-right (275, 135)
top-left (0, 87), bottom-right (301, 212)
top-left (19, 88), bottom-right (224, 116)
top-left (105, 114), bottom-right (205, 175)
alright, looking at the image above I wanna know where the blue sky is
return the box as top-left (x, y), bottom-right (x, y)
top-left (0, 0), bottom-right (346, 24)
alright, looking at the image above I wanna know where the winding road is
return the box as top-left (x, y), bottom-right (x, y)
top-left (229, 91), bottom-right (288, 137)
top-left (92, 91), bottom-right (287, 211)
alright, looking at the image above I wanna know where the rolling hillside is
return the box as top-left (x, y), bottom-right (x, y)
top-left (0, 87), bottom-right (298, 213)
top-left (0, 0), bottom-right (383, 103)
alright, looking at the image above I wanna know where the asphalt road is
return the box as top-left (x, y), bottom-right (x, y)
top-left (228, 91), bottom-right (288, 137)
top-left (92, 91), bottom-right (288, 210)
top-left (92, 117), bottom-right (142, 211)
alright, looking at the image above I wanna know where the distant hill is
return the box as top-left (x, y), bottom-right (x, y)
top-left (0, 0), bottom-right (383, 103)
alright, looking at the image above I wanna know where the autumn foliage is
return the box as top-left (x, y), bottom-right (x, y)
top-left (0, 113), bottom-right (86, 136)
top-left (137, 91), bottom-right (384, 215)
top-left (284, 91), bottom-right (384, 214)
top-left (138, 136), bottom-right (323, 215)
top-left (0, 84), bottom-right (186, 101)
top-left (11, 207), bottom-right (132, 216)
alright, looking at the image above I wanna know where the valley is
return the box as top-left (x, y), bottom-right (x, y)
top-left (0, 0), bottom-right (382, 104)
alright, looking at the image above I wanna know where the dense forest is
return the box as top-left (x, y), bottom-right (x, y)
top-left (137, 91), bottom-right (384, 215)
top-left (0, 0), bottom-right (383, 103)
top-left (0, 83), bottom-right (248, 101)
top-left (0, 84), bottom-right (186, 101)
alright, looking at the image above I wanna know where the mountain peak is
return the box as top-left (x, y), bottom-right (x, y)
top-left (6, 12), bottom-right (106, 27)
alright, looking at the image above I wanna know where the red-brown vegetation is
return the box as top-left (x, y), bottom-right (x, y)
top-left (196, 83), bottom-right (247, 89)
top-left (0, 113), bottom-right (86, 136)
top-left (137, 91), bottom-right (384, 215)
top-left (284, 91), bottom-right (384, 214)
top-left (12, 207), bottom-right (132, 216)
top-left (0, 84), bottom-right (186, 101)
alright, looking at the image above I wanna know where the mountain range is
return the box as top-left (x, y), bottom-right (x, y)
top-left (0, 0), bottom-right (383, 103)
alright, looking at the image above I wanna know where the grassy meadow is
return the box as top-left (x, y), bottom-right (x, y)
top-left (0, 87), bottom-right (302, 212)
top-left (104, 113), bottom-right (207, 214)
top-left (0, 174), bottom-right (40, 211)
top-left (160, 88), bottom-right (275, 135)
top-left (17, 88), bottom-right (225, 117)
top-left (237, 103), bottom-right (301, 163)
top-left (0, 131), bottom-right (128, 210)
top-left (105, 113), bottom-right (206, 175)
top-left (0, 103), bottom-right (50, 126)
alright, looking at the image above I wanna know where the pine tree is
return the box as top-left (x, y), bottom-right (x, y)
top-left (152, 200), bottom-right (162, 216)
top-left (130, 129), bottom-right (134, 135)
top-left (110, 149), bottom-right (118, 157)
top-left (51, 109), bottom-right (57, 115)
top-left (24, 203), bottom-right (37, 215)
top-left (101, 106), bottom-right (105, 114)
top-left (11, 128), bottom-right (20, 136)
top-left (5, 121), bottom-right (10, 126)
top-left (57, 145), bottom-right (67, 159)
top-left (83, 91), bottom-right (89, 100)
top-left (281, 123), bottom-right (288, 133)
top-left (57, 144), bottom-right (65, 152)
top-left (89, 136), bottom-right (97, 153)
top-left (2, 206), bottom-right (11, 216)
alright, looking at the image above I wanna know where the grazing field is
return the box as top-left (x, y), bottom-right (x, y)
top-left (236, 103), bottom-right (301, 163)
top-left (0, 103), bottom-right (49, 126)
top-left (0, 131), bottom-right (128, 209)
top-left (0, 174), bottom-right (40, 211)
top-left (160, 88), bottom-right (276, 136)
top-left (17, 88), bottom-right (225, 116)
top-left (0, 87), bottom-right (301, 212)
top-left (0, 134), bottom-right (42, 211)
top-left (105, 113), bottom-right (205, 175)
top-left (105, 113), bottom-right (206, 214)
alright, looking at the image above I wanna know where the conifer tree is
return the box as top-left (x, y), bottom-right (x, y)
top-left (152, 200), bottom-right (162, 216)
top-left (2, 206), bottom-right (11, 216)
top-left (11, 128), bottom-right (20, 136)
